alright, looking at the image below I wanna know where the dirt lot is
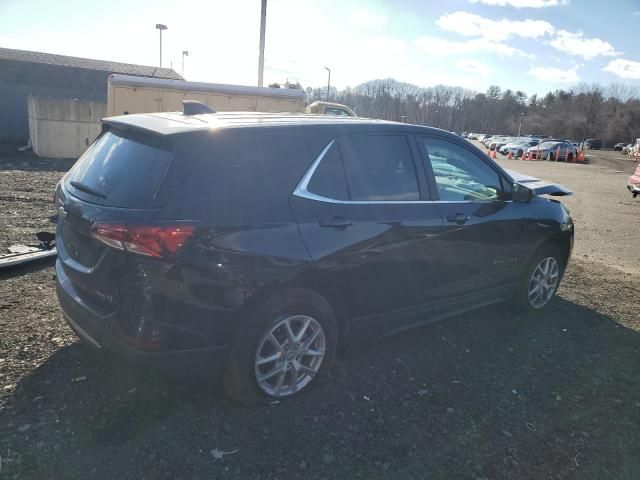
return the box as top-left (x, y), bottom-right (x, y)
top-left (1, 145), bottom-right (639, 479)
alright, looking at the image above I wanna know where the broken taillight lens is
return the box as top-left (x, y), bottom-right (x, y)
top-left (91, 222), bottom-right (198, 258)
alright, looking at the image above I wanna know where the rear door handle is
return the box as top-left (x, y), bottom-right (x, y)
top-left (446, 213), bottom-right (470, 225)
top-left (319, 216), bottom-right (354, 229)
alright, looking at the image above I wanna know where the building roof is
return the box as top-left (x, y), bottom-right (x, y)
top-left (0, 47), bottom-right (183, 80)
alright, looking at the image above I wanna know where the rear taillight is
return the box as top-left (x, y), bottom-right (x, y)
top-left (91, 222), bottom-right (198, 258)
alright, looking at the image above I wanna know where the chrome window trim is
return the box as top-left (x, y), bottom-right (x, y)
top-left (292, 138), bottom-right (512, 205)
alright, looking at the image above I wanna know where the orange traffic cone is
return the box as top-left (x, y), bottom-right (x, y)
top-left (565, 147), bottom-right (570, 163)
top-left (578, 149), bottom-right (585, 163)
top-left (522, 150), bottom-right (528, 160)
top-left (555, 146), bottom-right (561, 162)
top-left (507, 151), bottom-right (513, 160)
top-left (487, 149), bottom-right (491, 157)
top-left (491, 149), bottom-right (497, 159)
top-left (535, 145), bottom-right (541, 161)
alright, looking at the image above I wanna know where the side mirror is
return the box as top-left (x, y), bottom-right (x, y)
top-left (512, 183), bottom-right (533, 203)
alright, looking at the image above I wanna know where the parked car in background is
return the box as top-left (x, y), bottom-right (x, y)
top-left (483, 135), bottom-right (500, 147)
top-left (54, 106), bottom-right (574, 404)
top-left (501, 138), bottom-right (540, 157)
top-left (622, 144), bottom-right (633, 154)
top-left (527, 141), bottom-right (577, 161)
top-left (614, 143), bottom-right (627, 151)
top-left (490, 137), bottom-right (516, 152)
top-left (467, 133), bottom-right (478, 140)
top-left (582, 138), bottom-right (602, 150)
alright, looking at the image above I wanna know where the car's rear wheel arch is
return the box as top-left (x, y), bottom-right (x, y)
top-left (240, 272), bottom-right (353, 343)
top-left (224, 284), bottom-right (339, 405)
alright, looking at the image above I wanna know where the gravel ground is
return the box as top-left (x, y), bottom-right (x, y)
top-left (1, 145), bottom-right (639, 479)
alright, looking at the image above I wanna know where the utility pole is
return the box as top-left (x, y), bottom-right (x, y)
top-left (324, 66), bottom-right (331, 101)
top-left (581, 90), bottom-right (597, 146)
top-left (181, 50), bottom-right (189, 77)
top-left (518, 112), bottom-right (525, 136)
top-left (155, 24), bottom-right (168, 68)
top-left (258, 0), bottom-right (267, 86)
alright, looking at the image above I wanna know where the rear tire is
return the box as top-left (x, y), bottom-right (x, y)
top-left (511, 245), bottom-right (564, 313)
top-left (223, 289), bottom-right (337, 406)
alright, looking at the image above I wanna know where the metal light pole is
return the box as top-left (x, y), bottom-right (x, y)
top-left (181, 50), bottom-right (189, 77)
top-left (258, 0), bottom-right (267, 86)
top-left (155, 24), bottom-right (168, 68)
top-left (539, 104), bottom-right (546, 134)
top-left (518, 112), bottom-right (525, 136)
top-left (324, 66), bottom-right (331, 101)
top-left (581, 91), bottom-right (596, 147)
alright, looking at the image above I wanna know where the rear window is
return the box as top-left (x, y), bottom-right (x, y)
top-left (65, 130), bottom-right (173, 208)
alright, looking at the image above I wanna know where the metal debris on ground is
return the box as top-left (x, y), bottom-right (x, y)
top-left (0, 232), bottom-right (56, 270)
top-left (210, 448), bottom-right (239, 460)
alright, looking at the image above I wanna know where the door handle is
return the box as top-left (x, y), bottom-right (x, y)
top-left (319, 216), bottom-right (354, 229)
top-left (446, 213), bottom-right (470, 225)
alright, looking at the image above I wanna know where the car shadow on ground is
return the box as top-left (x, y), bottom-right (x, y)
top-left (2, 297), bottom-right (640, 479)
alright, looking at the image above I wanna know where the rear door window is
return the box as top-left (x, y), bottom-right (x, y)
top-left (338, 135), bottom-right (419, 201)
top-left (65, 130), bottom-right (173, 208)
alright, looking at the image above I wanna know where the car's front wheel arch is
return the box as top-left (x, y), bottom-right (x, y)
top-left (511, 241), bottom-right (566, 313)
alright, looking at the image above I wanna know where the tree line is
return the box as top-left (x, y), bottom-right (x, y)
top-left (308, 79), bottom-right (640, 147)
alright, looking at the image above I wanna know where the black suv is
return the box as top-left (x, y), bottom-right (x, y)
top-left (55, 108), bottom-right (574, 405)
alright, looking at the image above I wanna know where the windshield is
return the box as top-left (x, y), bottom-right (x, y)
top-left (538, 141), bottom-right (561, 149)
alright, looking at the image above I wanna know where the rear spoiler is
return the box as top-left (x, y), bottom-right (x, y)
top-left (505, 169), bottom-right (573, 197)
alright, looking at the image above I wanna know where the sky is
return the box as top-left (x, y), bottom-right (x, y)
top-left (1, 0), bottom-right (640, 96)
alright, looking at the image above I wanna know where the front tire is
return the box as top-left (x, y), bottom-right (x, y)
top-left (512, 246), bottom-right (564, 313)
top-left (223, 289), bottom-right (337, 406)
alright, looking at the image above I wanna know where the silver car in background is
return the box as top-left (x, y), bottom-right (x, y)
top-left (527, 141), bottom-right (578, 161)
top-left (501, 138), bottom-right (540, 157)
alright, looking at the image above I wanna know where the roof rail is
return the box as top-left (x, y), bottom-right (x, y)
top-left (183, 100), bottom-right (216, 115)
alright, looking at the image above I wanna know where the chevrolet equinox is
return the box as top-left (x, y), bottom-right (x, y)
top-left (55, 106), bottom-right (574, 405)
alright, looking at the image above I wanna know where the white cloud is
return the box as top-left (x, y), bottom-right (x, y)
top-left (414, 36), bottom-right (525, 57)
top-left (469, 0), bottom-right (567, 7)
top-left (528, 65), bottom-right (579, 82)
top-left (456, 58), bottom-right (492, 77)
top-left (603, 59), bottom-right (640, 80)
top-left (350, 8), bottom-right (388, 27)
top-left (436, 11), bottom-right (554, 41)
top-left (549, 30), bottom-right (618, 59)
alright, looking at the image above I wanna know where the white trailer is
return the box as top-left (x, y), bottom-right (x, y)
top-left (107, 74), bottom-right (356, 117)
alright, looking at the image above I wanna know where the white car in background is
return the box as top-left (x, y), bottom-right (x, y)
top-left (501, 138), bottom-right (540, 157)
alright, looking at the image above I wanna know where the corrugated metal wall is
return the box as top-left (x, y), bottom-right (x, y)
top-left (0, 59), bottom-right (108, 144)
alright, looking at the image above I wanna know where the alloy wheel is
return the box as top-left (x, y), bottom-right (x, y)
top-left (254, 315), bottom-right (326, 398)
top-left (528, 256), bottom-right (559, 309)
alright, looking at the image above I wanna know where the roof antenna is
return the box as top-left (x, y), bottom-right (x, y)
top-left (183, 100), bottom-right (216, 115)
